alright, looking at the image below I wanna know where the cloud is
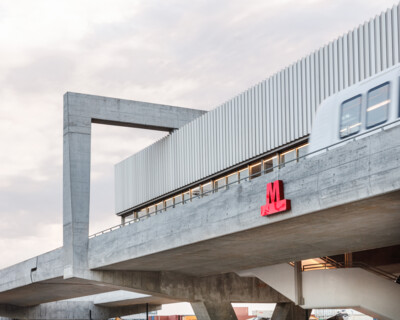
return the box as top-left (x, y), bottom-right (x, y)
top-left (0, 0), bottom-right (398, 269)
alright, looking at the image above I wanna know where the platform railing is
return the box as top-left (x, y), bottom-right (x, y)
top-left (302, 263), bottom-right (339, 271)
top-left (89, 118), bottom-right (400, 239)
top-left (300, 259), bottom-right (398, 283)
top-left (320, 256), bottom-right (344, 268)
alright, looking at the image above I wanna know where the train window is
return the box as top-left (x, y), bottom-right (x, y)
top-left (366, 82), bottom-right (390, 128)
top-left (340, 95), bottom-right (362, 138)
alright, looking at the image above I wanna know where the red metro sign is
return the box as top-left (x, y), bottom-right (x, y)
top-left (261, 180), bottom-right (291, 216)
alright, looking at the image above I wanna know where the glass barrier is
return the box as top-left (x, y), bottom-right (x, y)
top-left (227, 172), bottom-right (239, 185)
top-left (191, 186), bottom-right (201, 200)
top-left (202, 182), bottom-right (213, 196)
top-left (165, 197), bottom-right (174, 209)
top-left (249, 162), bottom-right (262, 179)
top-left (214, 177), bottom-right (226, 191)
top-left (239, 168), bottom-right (249, 181)
top-left (280, 149), bottom-right (296, 167)
top-left (174, 194), bottom-right (183, 205)
top-left (263, 156), bottom-right (278, 174)
top-left (183, 191), bottom-right (191, 203)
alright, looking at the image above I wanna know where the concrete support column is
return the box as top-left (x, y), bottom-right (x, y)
top-left (294, 261), bottom-right (304, 305)
top-left (191, 300), bottom-right (237, 320)
top-left (271, 302), bottom-right (311, 320)
top-left (63, 97), bottom-right (92, 278)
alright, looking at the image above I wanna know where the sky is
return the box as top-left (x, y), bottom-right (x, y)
top-left (0, 0), bottom-right (397, 274)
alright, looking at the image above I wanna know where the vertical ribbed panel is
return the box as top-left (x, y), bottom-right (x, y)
top-left (115, 6), bottom-right (400, 213)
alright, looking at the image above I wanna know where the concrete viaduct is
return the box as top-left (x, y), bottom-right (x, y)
top-left (0, 93), bottom-right (400, 320)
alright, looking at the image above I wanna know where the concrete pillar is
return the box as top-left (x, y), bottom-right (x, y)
top-left (294, 261), bottom-right (304, 305)
top-left (191, 300), bottom-right (237, 320)
top-left (271, 302), bottom-right (311, 320)
top-left (63, 101), bottom-right (92, 278)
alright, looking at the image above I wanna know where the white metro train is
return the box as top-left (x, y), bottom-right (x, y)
top-left (308, 64), bottom-right (400, 153)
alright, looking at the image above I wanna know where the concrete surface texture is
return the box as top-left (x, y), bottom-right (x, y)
top-left (73, 290), bottom-right (177, 307)
top-left (0, 300), bottom-right (160, 320)
top-left (86, 271), bottom-right (288, 303)
top-left (63, 92), bottom-right (206, 279)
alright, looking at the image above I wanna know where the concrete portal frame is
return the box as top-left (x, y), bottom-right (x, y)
top-left (63, 92), bottom-right (206, 278)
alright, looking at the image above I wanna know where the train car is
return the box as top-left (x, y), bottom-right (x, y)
top-left (308, 64), bottom-right (400, 154)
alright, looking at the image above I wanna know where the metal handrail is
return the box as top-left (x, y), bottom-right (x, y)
top-left (351, 261), bottom-right (398, 281)
top-left (320, 256), bottom-right (344, 269)
top-left (88, 118), bottom-right (400, 239)
top-left (302, 263), bottom-right (338, 271)
top-left (301, 260), bottom-right (398, 282)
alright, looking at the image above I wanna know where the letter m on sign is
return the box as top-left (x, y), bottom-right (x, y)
top-left (261, 180), bottom-right (291, 216)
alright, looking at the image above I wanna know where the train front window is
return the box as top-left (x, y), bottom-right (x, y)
top-left (366, 82), bottom-right (390, 128)
top-left (340, 95), bottom-right (362, 138)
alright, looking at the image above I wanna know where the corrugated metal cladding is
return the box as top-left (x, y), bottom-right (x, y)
top-left (115, 5), bottom-right (400, 214)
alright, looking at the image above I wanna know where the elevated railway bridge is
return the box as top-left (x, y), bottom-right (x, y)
top-left (2, 4), bottom-right (400, 320)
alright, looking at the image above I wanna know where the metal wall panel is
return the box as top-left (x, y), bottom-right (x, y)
top-left (115, 6), bottom-right (400, 213)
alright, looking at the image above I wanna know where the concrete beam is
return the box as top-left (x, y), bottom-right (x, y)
top-left (0, 301), bottom-right (160, 320)
top-left (0, 258), bottom-right (288, 308)
top-left (63, 92), bottom-right (206, 279)
top-left (87, 271), bottom-right (289, 303)
top-left (88, 290), bottom-right (178, 307)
